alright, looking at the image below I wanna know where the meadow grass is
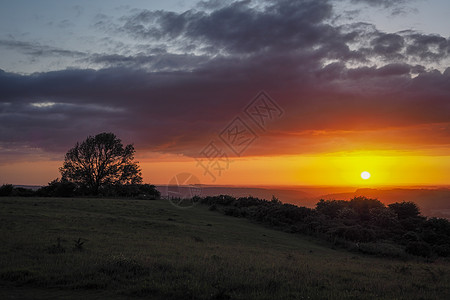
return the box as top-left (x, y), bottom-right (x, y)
top-left (0, 197), bottom-right (449, 299)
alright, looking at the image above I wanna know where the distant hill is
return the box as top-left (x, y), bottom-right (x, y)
top-left (320, 188), bottom-right (450, 219)
top-left (13, 185), bottom-right (42, 191)
top-left (156, 185), bottom-right (450, 219)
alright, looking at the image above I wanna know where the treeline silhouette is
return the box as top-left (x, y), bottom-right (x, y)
top-left (0, 182), bottom-right (160, 199)
top-left (198, 195), bottom-right (450, 259)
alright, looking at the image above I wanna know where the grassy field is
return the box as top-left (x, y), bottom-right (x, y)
top-left (0, 197), bottom-right (449, 299)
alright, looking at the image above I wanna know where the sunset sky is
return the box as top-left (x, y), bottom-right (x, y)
top-left (0, 0), bottom-right (449, 187)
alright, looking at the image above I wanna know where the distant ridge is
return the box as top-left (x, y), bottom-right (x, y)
top-left (156, 185), bottom-right (450, 219)
top-left (13, 185), bottom-right (42, 191)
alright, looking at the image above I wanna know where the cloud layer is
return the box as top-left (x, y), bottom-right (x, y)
top-left (0, 0), bottom-right (449, 163)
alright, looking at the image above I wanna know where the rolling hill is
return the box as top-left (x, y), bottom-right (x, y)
top-left (1, 196), bottom-right (449, 299)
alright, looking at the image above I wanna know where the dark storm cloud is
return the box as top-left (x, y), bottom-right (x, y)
top-left (370, 33), bottom-right (405, 59)
top-left (119, 0), bottom-right (340, 55)
top-left (113, 0), bottom-right (448, 62)
top-left (0, 0), bottom-right (449, 160)
top-left (344, 24), bottom-right (450, 62)
top-left (405, 33), bottom-right (450, 61)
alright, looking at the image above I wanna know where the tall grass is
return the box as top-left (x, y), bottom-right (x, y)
top-left (0, 197), bottom-right (449, 299)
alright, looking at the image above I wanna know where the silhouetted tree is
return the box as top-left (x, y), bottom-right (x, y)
top-left (388, 202), bottom-right (424, 230)
top-left (60, 132), bottom-right (142, 195)
top-left (271, 195), bottom-right (282, 205)
top-left (348, 196), bottom-right (384, 221)
top-left (388, 202), bottom-right (421, 219)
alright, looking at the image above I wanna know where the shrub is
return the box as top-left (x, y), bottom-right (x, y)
top-left (201, 195), bottom-right (236, 206)
top-left (388, 202), bottom-right (421, 219)
top-left (316, 199), bottom-right (348, 219)
top-left (99, 184), bottom-right (160, 199)
top-left (358, 242), bottom-right (406, 258)
top-left (369, 207), bottom-right (399, 228)
top-left (37, 179), bottom-right (77, 197)
top-left (223, 207), bottom-right (242, 217)
top-left (199, 194), bottom-right (450, 258)
top-left (398, 216), bottom-right (426, 231)
top-left (0, 184), bottom-right (14, 196)
top-left (405, 241), bottom-right (433, 257)
top-left (432, 244), bottom-right (450, 257)
top-left (11, 187), bottom-right (35, 197)
top-left (236, 196), bottom-right (268, 207)
top-left (402, 231), bottom-right (419, 243)
top-left (423, 217), bottom-right (450, 236)
top-left (337, 207), bottom-right (358, 220)
top-left (332, 225), bottom-right (376, 242)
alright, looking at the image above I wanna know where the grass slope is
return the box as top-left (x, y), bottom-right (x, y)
top-left (0, 197), bottom-right (449, 299)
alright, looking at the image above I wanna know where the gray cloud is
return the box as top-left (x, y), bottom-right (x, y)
top-left (88, 52), bottom-right (211, 71)
top-left (196, 0), bottom-right (237, 10)
top-left (350, 0), bottom-right (410, 8)
top-left (405, 33), bottom-right (450, 61)
top-left (118, 0), bottom-right (337, 55)
top-left (108, 0), bottom-right (448, 64)
top-left (371, 33), bottom-right (405, 59)
top-left (0, 39), bottom-right (86, 58)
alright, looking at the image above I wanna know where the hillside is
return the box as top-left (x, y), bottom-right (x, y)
top-left (1, 197), bottom-right (449, 299)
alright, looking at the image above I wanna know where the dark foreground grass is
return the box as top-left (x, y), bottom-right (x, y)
top-left (0, 197), bottom-right (449, 299)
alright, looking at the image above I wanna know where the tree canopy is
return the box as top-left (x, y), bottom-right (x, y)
top-left (60, 132), bottom-right (142, 194)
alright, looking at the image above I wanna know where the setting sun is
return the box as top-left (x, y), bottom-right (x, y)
top-left (361, 171), bottom-right (371, 180)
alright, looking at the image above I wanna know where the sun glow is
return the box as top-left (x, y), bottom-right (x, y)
top-left (361, 171), bottom-right (371, 180)
top-left (136, 152), bottom-right (450, 187)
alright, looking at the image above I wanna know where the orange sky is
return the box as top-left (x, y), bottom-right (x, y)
top-left (140, 152), bottom-right (450, 187)
top-left (3, 150), bottom-right (448, 187)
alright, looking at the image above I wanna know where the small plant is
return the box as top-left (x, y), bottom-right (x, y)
top-left (47, 237), bottom-right (66, 254)
top-left (211, 282), bottom-right (231, 300)
top-left (73, 238), bottom-right (85, 251)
